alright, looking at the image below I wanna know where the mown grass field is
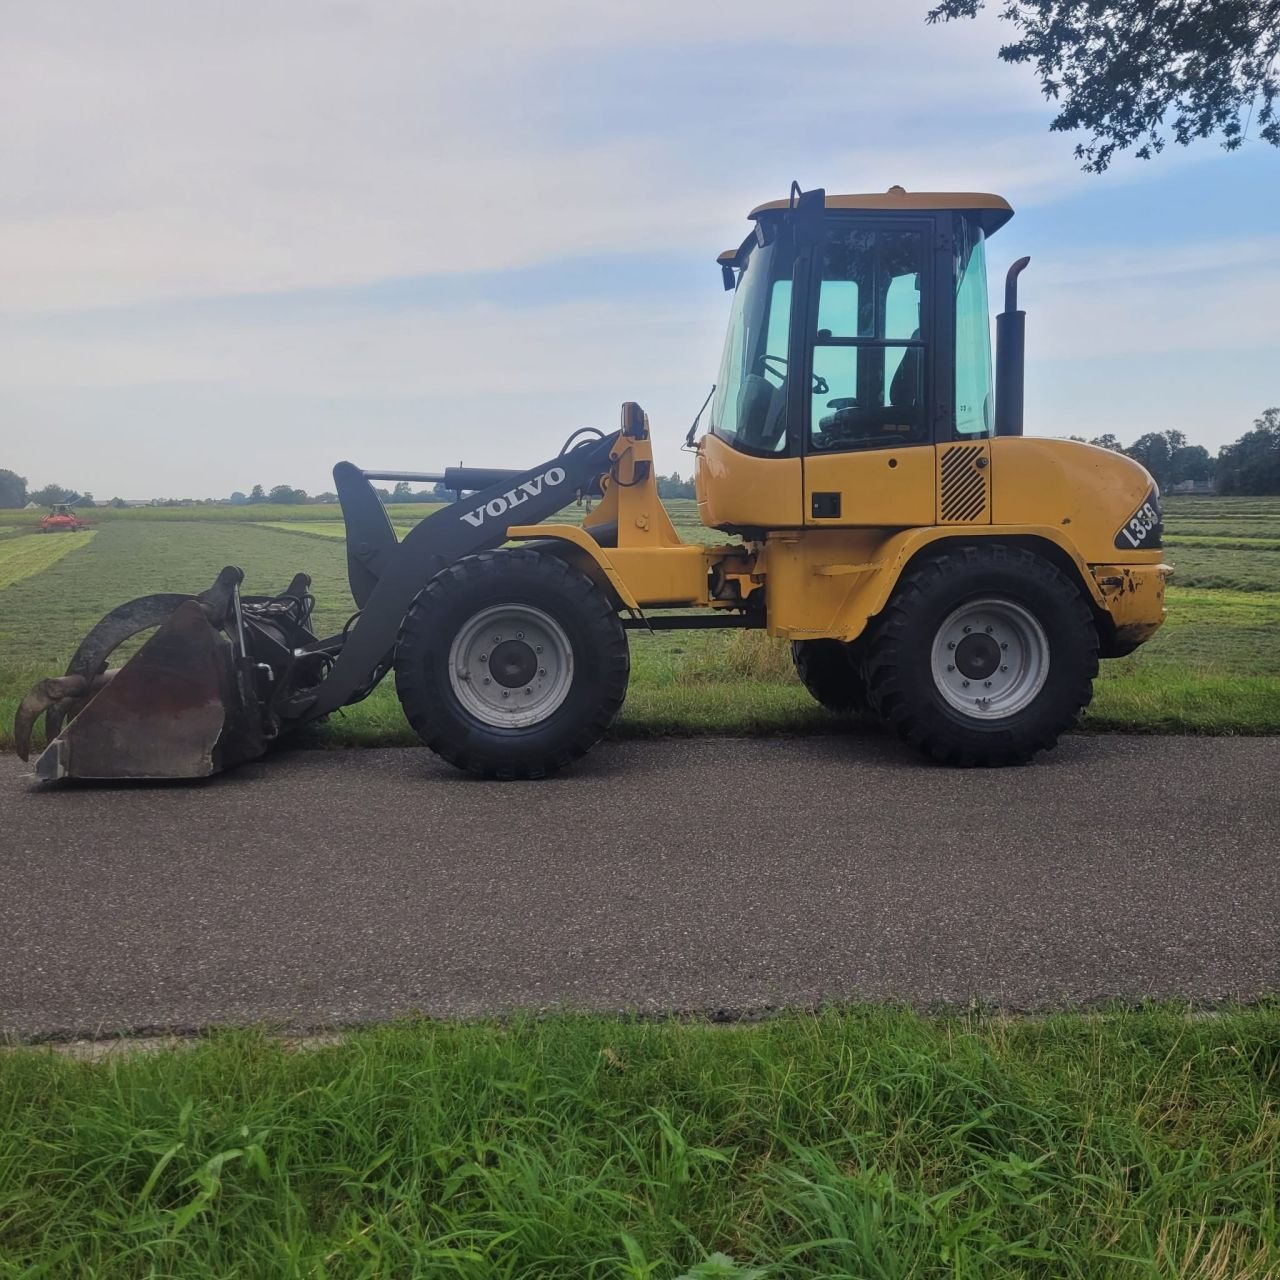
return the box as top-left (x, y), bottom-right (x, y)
top-left (1, 495), bottom-right (1278, 750)
top-left (3, 1007), bottom-right (1279, 1278)
top-left (0, 529), bottom-right (96, 591)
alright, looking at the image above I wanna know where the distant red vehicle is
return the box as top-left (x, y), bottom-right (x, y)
top-left (39, 503), bottom-right (89, 533)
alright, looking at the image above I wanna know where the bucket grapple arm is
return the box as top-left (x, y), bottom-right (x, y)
top-left (15, 430), bottom-right (621, 781)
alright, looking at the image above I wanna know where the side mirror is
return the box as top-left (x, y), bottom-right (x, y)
top-left (721, 264), bottom-right (736, 291)
top-left (789, 182), bottom-right (826, 248)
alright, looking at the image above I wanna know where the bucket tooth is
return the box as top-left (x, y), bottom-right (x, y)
top-left (31, 599), bottom-right (267, 782)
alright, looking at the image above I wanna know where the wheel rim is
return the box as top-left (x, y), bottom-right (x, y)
top-left (447, 604), bottom-right (574, 728)
top-left (930, 596), bottom-right (1049, 719)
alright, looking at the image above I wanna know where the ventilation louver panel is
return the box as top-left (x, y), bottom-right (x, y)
top-left (939, 445), bottom-right (989, 522)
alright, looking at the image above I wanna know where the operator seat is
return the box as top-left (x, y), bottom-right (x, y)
top-left (889, 332), bottom-right (921, 415)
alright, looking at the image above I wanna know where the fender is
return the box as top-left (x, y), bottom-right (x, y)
top-left (506, 523), bottom-right (642, 611)
top-left (768, 523), bottom-right (1114, 643)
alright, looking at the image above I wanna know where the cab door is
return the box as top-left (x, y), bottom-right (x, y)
top-left (800, 217), bottom-right (942, 528)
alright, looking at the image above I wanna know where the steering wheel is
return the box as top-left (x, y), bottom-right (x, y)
top-left (760, 353), bottom-right (788, 383)
top-left (758, 353), bottom-right (829, 395)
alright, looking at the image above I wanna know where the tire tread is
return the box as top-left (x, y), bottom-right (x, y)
top-left (393, 548), bottom-right (628, 779)
top-left (864, 544), bottom-right (1099, 766)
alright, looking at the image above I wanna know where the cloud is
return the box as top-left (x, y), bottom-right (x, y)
top-left (1031, 242), bottom-right (1280, 361)
top-left (0, 0), bottom-right (1050, 313)
top-left (2, 0), bottom-right (1275, 494)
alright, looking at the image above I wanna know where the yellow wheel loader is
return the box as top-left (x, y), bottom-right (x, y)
top-left (15, 185), bottom-right (1170, 782)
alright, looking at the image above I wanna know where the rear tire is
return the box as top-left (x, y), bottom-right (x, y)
top-left (790, 638), bottom-right (870, 715)
top-left (865, 544), bottom-right (1098, 766)
top-left (394, 548), bottom-right (629, 779)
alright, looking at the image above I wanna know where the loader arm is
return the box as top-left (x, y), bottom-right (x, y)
top-left (301, 430), bottom-right (621, 718)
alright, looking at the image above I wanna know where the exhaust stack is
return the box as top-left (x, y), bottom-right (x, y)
top-left (994, 256), bottom-right (1030, 437)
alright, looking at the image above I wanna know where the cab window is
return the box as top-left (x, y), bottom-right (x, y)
top-left (809, 226), bottom-right (927, 454)
top-left (954, 218), bottom-right (993, 437)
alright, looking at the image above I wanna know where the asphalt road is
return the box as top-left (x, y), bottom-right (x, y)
top-left (3, 734), bottom-right (1279, 1039)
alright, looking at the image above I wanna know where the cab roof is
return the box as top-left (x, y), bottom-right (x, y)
top-left (751, 188), bottom-right (1013, 233)
top-left (718, 187), bottom-right (1013, 264)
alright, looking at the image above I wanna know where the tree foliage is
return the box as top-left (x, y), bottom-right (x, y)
top-left (927, 0), bottom-right (1280, 171)
top-left (1089, 433), bottom-right (1124, 452)
top-left (1216, 407), bottom-right (1280, 494)
top-left (1121, 429), bottom-right (1215, 487)
top-left (28, 483), bottom-right (80, 507)
top-left (657, 472), bottom-right (696, 499)
top-left (268, 484), bottom-right (308, 505)
top-left (0, 469), bottom-right (27, 508)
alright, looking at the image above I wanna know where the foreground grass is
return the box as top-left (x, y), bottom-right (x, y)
top-left (2, 1008), bottom-right (1277, 1278)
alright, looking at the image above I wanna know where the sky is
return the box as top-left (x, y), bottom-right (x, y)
top-left (2, 0), bottom-right (1277, 501)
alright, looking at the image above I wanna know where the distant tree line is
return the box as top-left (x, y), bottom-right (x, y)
top-left (0, 472), bottom-right (98, 508)
top-left (229, 479), bottom-right (448, 507)
top-left (1079, 408), bottom-right (1280, 494)
top-left (1079, 430), bottom-right (1215, 488)
top-left (657, 473), bottom-right (696, 499)
top-left (1213, 408), bottom-right (1280, 495)
top-left (5, 408), bottom-right (1278, 510)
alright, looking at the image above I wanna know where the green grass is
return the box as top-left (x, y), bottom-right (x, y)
top-left (260, 522), bottom-right (421, 542)
top-left (2, 1007), bottom-right (1278, 1278)
top-left (1165, 548), bottom-right (1280, 593)
top-left (0, 502), bottom-right (444, 527)
top-left (0, 530), bottom-right (96, 590)
top-left (1165, 535), bottom-right (1280, 550)
top-left (4, 499), bottom-right (1280, 749)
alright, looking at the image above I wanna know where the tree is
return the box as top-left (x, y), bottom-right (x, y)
top-left (248, 484), bottom-right (267, 504)
top-left (79, 492), bottom-right (95, 508)
top-left (656, 472), bottom-right (696, 499)
top-left (109, 497), bottom-right (128, 509)
top-left (29, 483), bottom-right (80, 507)
top-left (391, 480), bottom-right (413, 501)
top-left (229, 490), bottom-right (248, 506)
top-left (268, 484), bottom-right (307, 504)
top-left (1168, 443), bottom-right (1214, 485)
top-left (1216, 407), bottom-right (1280, 494)
top-left (1123, 430), bottom-right (1191, 487)
top-left (0, 469), bottom-right (27, 508)
top-left (1089, 433), bottom-right (1124, 452)
top-left (927, 1), bottom-right (1280, 171)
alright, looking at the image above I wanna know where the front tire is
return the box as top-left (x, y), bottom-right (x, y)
top-left (865, 544), bottom-right (1098, 766)
top-left (791, 638), bottom-right (870, 715)
top-left (394, 548), bottom-right (629, 779)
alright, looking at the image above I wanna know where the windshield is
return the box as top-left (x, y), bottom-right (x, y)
top-left (708, 230), bottom-right (796, 455)
top-left (954, 219), bottom-right (993, 438)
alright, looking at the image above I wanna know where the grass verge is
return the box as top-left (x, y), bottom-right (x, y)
top-left (2, 1007), bottom-right (1277, 1278)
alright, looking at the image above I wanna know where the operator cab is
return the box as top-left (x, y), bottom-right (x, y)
top-left (698, 187), bottom-right (1016, 532)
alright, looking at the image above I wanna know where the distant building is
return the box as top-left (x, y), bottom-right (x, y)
top-left (1169, 480), bottom-right (1215, 496)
